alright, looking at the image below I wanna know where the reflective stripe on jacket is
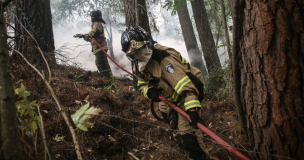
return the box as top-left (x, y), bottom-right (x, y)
top-left (135, 44), bottom-right (205, 111)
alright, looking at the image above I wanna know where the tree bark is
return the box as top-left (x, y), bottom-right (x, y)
top-left (226, 0), bottom-right (233, 16)
top-left (123, 0), bottom-right (151, 33)
top-left (212, 0), bottom-right (223, 48)
top-left (104, 9), bottom-right (115, 61)
top-left (123, 0), bottom-right (152, 90)
top-left (239, 0), bottom-right (304, 159)
top-left (191, 0), bottom-right (221, 72)
top-left (137, 0), bottom-right (151, 33)
top-left (232, 0), bottom-right (247, 138)
top-left (220, 0), bottom-right (231, 59)
top-left (0, 4), bottom-right (25, 160)
top-left (15, 0), bottom-right (56, 65)
top-left (175, 0), bottom-right (208, 79)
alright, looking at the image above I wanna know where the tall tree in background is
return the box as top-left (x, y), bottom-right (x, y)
top-left (104, 8), bottom-right (115, 60)
top-left (212, 0), bottom-right (223, 48)
top-left (219, 0), bottom-right (231, 59)
top-left (123, 0), bottom-right (151, 89)
top-left (237, 0), bottom-right (304, 158)
top-left (0, 0), bottom-right (25, 159)
top-left (15, 0), bottom-right (56, 65)
top-left (175, 0), bottom-right (208, 78)
top-left (190, 0), bottom-right (221, 72)
top-left (123, 0), bottom-right (151, 33)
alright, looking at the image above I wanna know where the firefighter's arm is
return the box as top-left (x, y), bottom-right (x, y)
top-left (137, 79), bottom-right (150, 99)
top-left (138, 78), bottom-right (162, 101)
top-left (84, 34), bottom-right (91, 41)
top-left (89, 23), bottom-right (104, 38)
top-left (84, 24), bottom-right (104, 41)
top-left (160, 59), bottom-right (201, 111)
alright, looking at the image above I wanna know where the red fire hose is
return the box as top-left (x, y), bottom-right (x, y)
top-left (159, 96), bottom-right (250, 160)
top-left (93, 38), bottom-right (250, 160)
top-left (149, 100), bottom-right (164, 121)
top-left (93, 38), bottom-right (133, 76)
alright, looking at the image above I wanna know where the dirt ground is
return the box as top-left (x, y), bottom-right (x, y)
top-left (4, 63), bottom-right (251, 160)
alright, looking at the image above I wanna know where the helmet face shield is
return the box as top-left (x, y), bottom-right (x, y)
top-left (121, 26), bottom-right (154, 61)
top-left (125, 40), bottom-right (149, 60)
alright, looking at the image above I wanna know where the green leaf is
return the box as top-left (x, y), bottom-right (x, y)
top-left (29, 109), bottom-right (35, 118)
top-left (76, 74), bottom-right (84, 79)
top-left (26, 120), bottom-right (37, 134)
top-left (20, 125), bottom-right (25, 132)
top-left (53, 134), bottom-right (65, 142)
top-left (30, 100), bottom-right (38, 107)
top-left (15, 83), bottom-right (30, 98)
top-left (71, 103), bottom-right (90, 124)
top-left (77, 124), bottom-right (88, 131)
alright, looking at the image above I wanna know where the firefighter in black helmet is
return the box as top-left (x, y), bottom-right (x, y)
top-left (77, 10), bottom-right (112, 77)
top-left (121, 26), bottom-right (210, 160)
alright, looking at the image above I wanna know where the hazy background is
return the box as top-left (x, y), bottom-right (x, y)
top-left (53, 1), bottom-right (230, 77)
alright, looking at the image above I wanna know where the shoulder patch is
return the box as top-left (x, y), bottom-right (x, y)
top-left (151, 49), bottom-right (170, 63)
top-left (165, 63), bottom-right (175, 74)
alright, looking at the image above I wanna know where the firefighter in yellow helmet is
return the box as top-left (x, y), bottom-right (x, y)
top-left (79, 10), bottom-right (112, 77)
top-left (121, 26), bottom-right (210, 160)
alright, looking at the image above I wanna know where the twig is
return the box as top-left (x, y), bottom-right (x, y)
top-left (12, 48), bottom-right (83, 160)
top-left (37, 106), bottom-right (51, 160)
top-left (34, 132), bottom-right (38, 160)
top-left (147, 129), bottom-right (151, 149)
top-left (137, 4), bottom-right (147, 12)
top-left (128, 152), bottom-right (140, 160)
top-left (2, 0), bottom-right (13, 8)
top-left (7, 36), bottom-right (23, 39)
top-left (17, 116), bottom-right (33, 138)
top-left (15, 16), bottom-right (52, 84)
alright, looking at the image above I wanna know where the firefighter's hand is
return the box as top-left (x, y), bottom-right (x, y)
top-left (188, 108), bottom-right (205, 129)
top-left (147, 88), bottom-right (163, 102)
top-left (73, 34), bottom-right (85, 38)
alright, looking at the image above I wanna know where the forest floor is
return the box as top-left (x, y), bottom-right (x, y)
top-left (10, 63), bottom-right (251, 160)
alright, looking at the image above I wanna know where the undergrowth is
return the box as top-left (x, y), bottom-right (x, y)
top-left (204, 60), bottom-right (233, 102)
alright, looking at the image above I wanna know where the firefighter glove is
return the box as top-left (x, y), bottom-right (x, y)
top-left (147, 88), bottom-right (163, 102)
top-left (188, 109), bottom-right (205, 129)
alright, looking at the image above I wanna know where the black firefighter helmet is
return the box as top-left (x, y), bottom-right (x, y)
top-left (121, 26), bottom-right (156, 60)
top-left (90, 10), bottom-right (106, 24)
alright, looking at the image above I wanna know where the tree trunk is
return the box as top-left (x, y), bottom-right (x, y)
top-left (123, 0), bottom-right (151, 90)
top-left (104, 9), bottom-right (115, 61)
top-left (175, 0), bottom-right (208, 79)
top-left (0, 3), bottom-right (25, 159)
top-left (191, 0), bottom-right (221, 72)
top-left (123, 0), bottom-right (151, 33)
top-left (226, 0), bottom-right (233, 16)
top-left (239, 0), bottom-right (304, 159)
top-left (137, 0), bottom-right (151, 33)
top-left (219, 0), bottom-right (231, 59)
top-left (15, 0), bottom-right (56, 65)
top-left (212, 0), bottom-right (222, 48)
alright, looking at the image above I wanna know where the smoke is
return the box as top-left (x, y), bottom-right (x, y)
top-left (53, 1), bottom-right (230, 77)
top-left (53, 23), bottom-right (191, 77)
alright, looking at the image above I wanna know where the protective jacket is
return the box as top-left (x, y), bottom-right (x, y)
top-left (84, 22), bottom-right (108, 54)
top-left (135, 44), bottom-right (205, 111)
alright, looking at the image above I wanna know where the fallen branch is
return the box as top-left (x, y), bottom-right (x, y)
top-left (128, 152), bottom-right (140, 160)
top-left (12, 49), bottom-right (83, 160)
top-left (37, 106), bottom-right (51, 160)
